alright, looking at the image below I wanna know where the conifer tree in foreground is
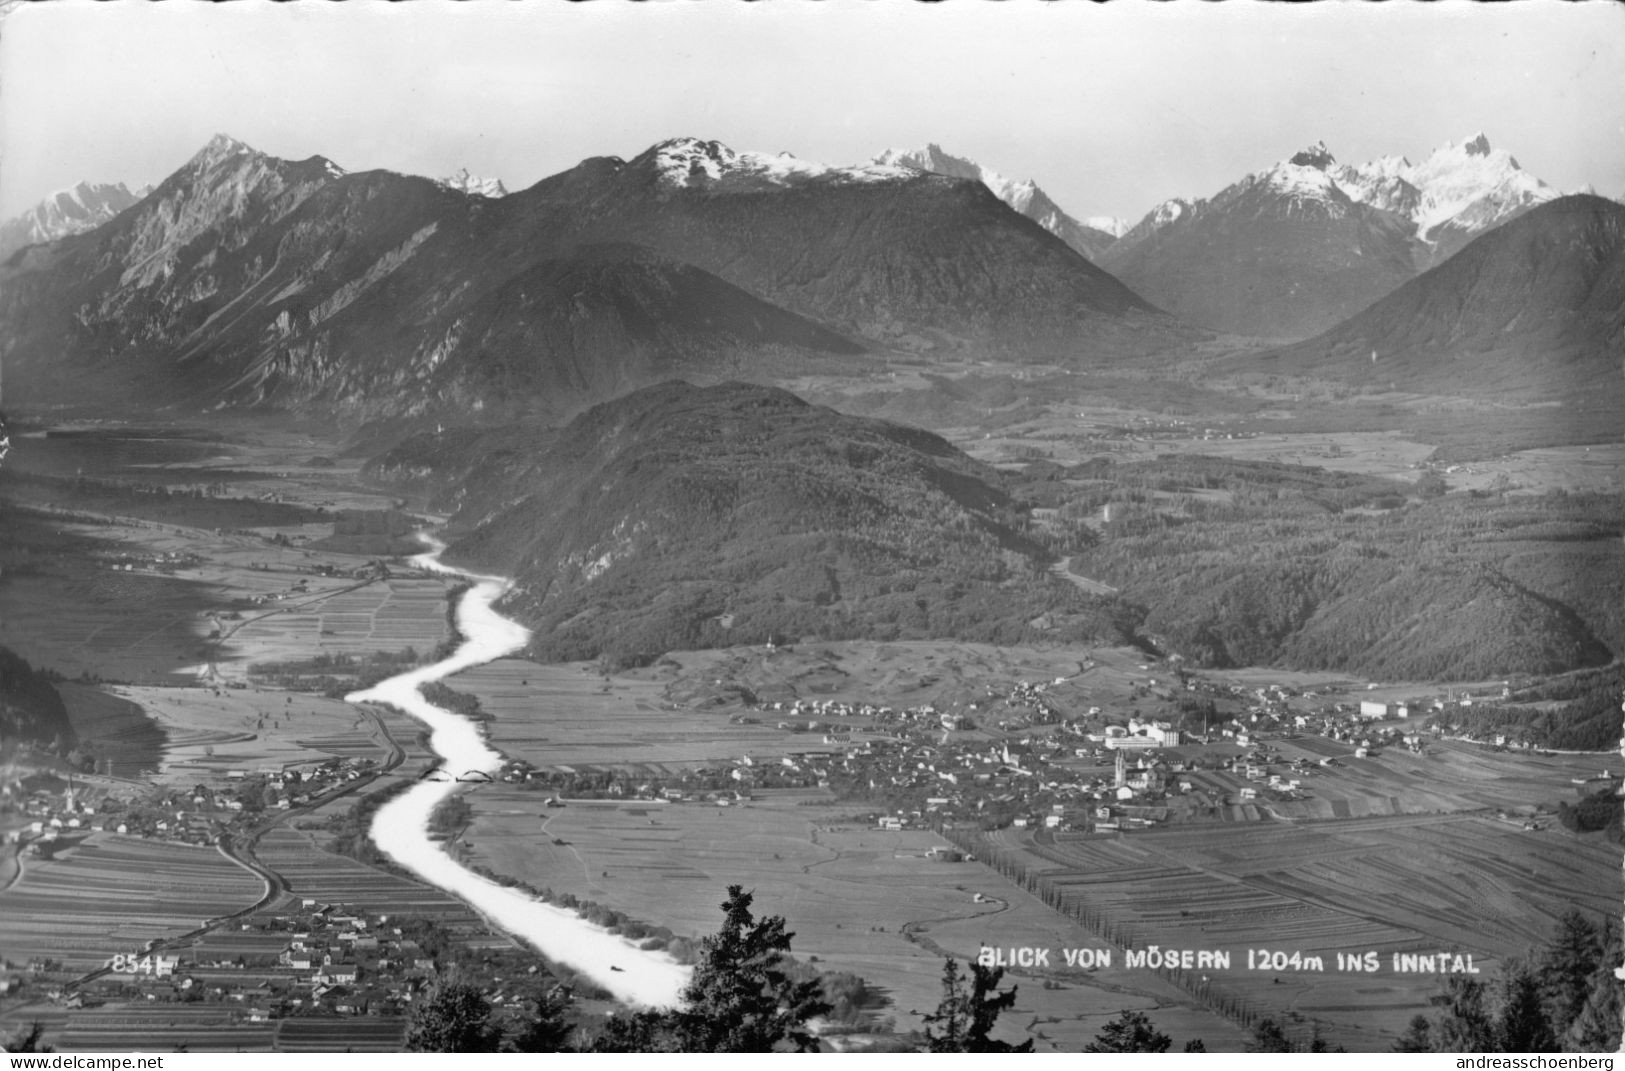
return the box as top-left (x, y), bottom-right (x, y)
top-left (922, 956), bottom-right (1034, 1052)
top-left (589, 884), bottom-right (830, 1052)
top-left (1391, 910), bottom-right (1622, 1053)
top-left (1086, 1009), bottom-right (1173, 1052)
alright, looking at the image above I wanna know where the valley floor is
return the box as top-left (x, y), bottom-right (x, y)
top-left (1, 402), bottom-right (1618, 1052)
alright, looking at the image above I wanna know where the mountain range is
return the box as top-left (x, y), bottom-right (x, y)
top-left (1, 131), bottom-right (1614, 423)
top-left (1244, 194), bottom-right (1625, 400)
top-left (0, 135), bottom-right (1180, 422)
top-left (0, 180), bottom-right (149, 260)
top-left (1099, 134), bottom-right (1563, 339)
top-left (873, 144), bottom-right (1123, 261)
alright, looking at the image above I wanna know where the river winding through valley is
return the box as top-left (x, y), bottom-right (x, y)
top-left (345, 536), bottom-right (689, 1007)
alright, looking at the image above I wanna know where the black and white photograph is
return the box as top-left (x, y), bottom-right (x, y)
top-left (1, 0), bottom-right (1623, 1055)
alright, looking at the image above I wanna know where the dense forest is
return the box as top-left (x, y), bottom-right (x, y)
top-left (443, 383), bottom-right (1140, 669)
top-left (1053, 456), bottom-right (1622, 681)
top-left (309, 508), bottom-right (425, 555)
top-left (1428, 663), bottom-right (1625, 752)
top-left (0, 646), bottom-right (74, 750)
top-left (373, 394), bottom-right (1617, 736)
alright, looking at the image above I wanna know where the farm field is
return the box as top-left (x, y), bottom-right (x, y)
top-left (942, 382), bottom-right (1625, 500)
top-left (0, 515), bottom-right (446, 690)
top-left (1164, 736), bottom-right (1617, 820)
top-left (273, 1017), bottom-right (407, 1052)
top-left (254, 825), bottom-right (505, 932)
top-left (109, 685), bottom-right (401, 783)
top-left (454, 658), bottom-right (844, 770)
top-left (0, 833), bottom-right (265, 972)
top-left (460, 785), bottom-right (1249, 1051)
top-left (221, 577), bottom-right (451, 680)
top-left (56, 682), bottom-right (168, 779)
top-left (6, 420), bottom-right (403, 515)
top-left (1148, 429), bottom-right (1436, 478)
top-left (1456, 442), bottom-right (1625, 494)
top-left (966, 809), bottom-right (1621, 1051)
top-left (47, 1007), bottom-right (404, 1054)
top-left (631, 641), bottom-right (1491, 737)
top-left (951, 394), bottom-right (1441, 476)
top-left (650, 640), bottom-right (1102, 715)
top-left (56, 1006), bottom-right (277, 1052)
top-left (0, 565), bottom-right (218, 686)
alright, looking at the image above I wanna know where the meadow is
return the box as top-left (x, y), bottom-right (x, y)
top-left (5, 408), bottom-right (1617, 1053)
top-left (452, 658), bottom-right (842, 770)
top-left (227, 578), bottom-right (451, 675)
top-left (55, 683), bottom-right (167, 779)
top-left (107, 685), bottom-right (410, 784)
top-left (460, 786), bottom-right (1249, 1051)
top-left (254, 824), bottom-right (502, 929)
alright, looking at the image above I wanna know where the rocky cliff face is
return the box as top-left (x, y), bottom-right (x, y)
top-left (0, 137), bottom-right (867, 422)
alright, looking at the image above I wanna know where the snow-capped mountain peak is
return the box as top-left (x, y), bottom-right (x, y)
top-left (1212, 133), bottom-right (1561, 246)
top-left (1266, 163), bottom-right (1341, 197)
top-left (1256, 146), bottom-right (1347, 212)
top-left (875, 143), bottom-right (997, 181)
top-left (0, 180), bottom-right (145, 258)
top-left (872, 143), bottom-right (951, 169)
top-left (641, 137), bottom-right (912, 190)
top-left (651, 137), bottom-right (739, 185)
top-left (1398, 132), bottom-right (1556, 242)
top-left (1414, 133), bottom-right (1529, 181)
top-left (1109, 197), bottom-right (1197, 256)
top-left (1084, 216), bottom-right (1130, 238)
top-left (1288, 141), bottom-right (1336, 170)
top-left (439, 168), bottom-right (507, 198)
top-left (870, 143), bottom-right (1122, 259)
top-left (1151, 198), bottom-right (1192, 226)
top-left (872, 143), bottom-right (1041, 208)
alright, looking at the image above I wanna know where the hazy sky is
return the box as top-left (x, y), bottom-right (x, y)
top-left (3, 1), bottom-right (1623, 222)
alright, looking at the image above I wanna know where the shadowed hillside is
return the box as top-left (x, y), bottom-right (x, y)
top-left (1061, 455), bottom-right (1620, 682)
top-left (1247, 195), bottom-right (1625, 400)
top-left (439, 382), bottom-right (1138, 667)
top-left (0, 647), bottom-right (75, 750)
